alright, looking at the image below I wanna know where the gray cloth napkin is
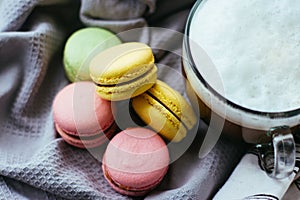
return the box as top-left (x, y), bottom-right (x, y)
top-left (0, 0), bottom-right (246, 199)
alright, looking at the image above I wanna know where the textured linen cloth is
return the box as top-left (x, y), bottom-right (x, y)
top-left (0, 0), bottom-right (246, 199)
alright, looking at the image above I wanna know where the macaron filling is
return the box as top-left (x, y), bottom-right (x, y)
top-left (95, 65), bottom-right (157, 100)
top-left (146, 81), bottom-right (197, 130)
top-left (55, 119), bottom-right (116, 137)
top-left (103, 159), bottom-right (168, 193)
top-left (89, 42), bottom-right (155, 85)
top-left (96, 65), bottom-right (157, 87)
top-left (56, 121), bottom-right (116, 139)
top-left (145, 91), bottom-right (189, 131)
top-left (56, 122), bottom-right (116, 148)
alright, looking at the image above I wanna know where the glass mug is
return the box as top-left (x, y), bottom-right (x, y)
top-left (182, 0), bottom-right (300, 179)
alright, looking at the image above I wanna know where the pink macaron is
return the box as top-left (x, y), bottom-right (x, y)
top-left (53, 81), bottom-right (116, 148)
top-left (102, 127), bottom-right (169, 196)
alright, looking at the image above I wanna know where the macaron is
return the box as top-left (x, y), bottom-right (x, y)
top-left (102, 127), bottom-right (169, 196)
top-left (89, 42), bottom-right (157, 101)
top-left (52, 81), bottom-right (116, 148)
top-left (63, 27), bottom-right (122, 82)
top-left (131, 80), bottom-right (197, 142)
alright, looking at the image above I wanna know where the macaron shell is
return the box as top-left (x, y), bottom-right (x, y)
top-left (95, 65), bottom-right (157, 101)
top-left (131, 93), bottom-right (187, 142)
top-left (56, 122), bottom-right (116, 149)
top-left (102, 163), bottom-right (167, 197)
top-left (53, 82), bottom-right (115, 136)
top-left (89, 42), bottom-right (154, 85)
top-left (64, 56), bottom-right (77, 82)
top-left (63, 27), bottom-right (121, 82)
top-left (147, 80), bottom-right (197, 129)
top-left (102, 128), bottom-right (169, 196)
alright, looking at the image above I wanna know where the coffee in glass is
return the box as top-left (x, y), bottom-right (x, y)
top-left (183, 0), bottom-right (300, 178)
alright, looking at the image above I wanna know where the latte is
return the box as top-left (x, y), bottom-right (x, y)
top-left (189, 0), bottom-right (300, 112)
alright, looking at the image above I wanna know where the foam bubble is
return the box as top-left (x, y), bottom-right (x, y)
top-left (190, 0), bottom-right (300, 112)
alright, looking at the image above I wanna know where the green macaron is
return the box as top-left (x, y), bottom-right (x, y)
top-left (63, 27), bottom-right (122, 82)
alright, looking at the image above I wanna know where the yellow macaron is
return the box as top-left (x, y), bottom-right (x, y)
top-left (131, 80), bottom-right (197, 142)
top-left (89, 42), bottom-right (157, 101)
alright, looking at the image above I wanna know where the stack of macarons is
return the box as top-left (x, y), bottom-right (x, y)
top-left (53, 27), bottom-right (122, 148)
top-left (89, 41), bottom-right (197, 142)
top-left (52, 27), bottom-right (197, 197)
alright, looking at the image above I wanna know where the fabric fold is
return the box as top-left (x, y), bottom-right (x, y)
top-left (0, 0), bottom-right (71, 32)
top-left (80, 0), bottom-right (157, 33)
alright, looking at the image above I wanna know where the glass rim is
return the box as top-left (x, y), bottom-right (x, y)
top-left (184, 0), bottom-right (300, 119)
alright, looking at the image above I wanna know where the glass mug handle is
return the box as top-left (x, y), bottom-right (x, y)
top-left (255, 126), bottom-right (296, 179)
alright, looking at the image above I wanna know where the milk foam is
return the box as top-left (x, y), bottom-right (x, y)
top-left (189, 0), bottom-right (300, 112)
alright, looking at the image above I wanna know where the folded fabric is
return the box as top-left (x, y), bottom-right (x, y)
top-left (80, 0), bottom-right (156, 32)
